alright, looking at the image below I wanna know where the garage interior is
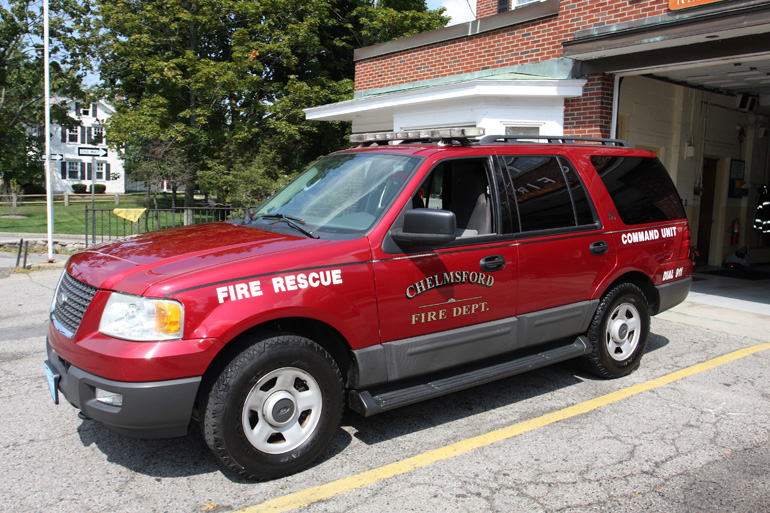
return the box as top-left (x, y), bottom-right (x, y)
top-left (564, 2), bottom-right (770, 267)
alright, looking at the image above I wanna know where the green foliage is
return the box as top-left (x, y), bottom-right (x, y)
top-left (0, 0), bottom-right (97, 190)
top-left (22, 184), bottom-right (46, 195)
top-left (1, 178), bottom-right (23, 216)
top-left (89, 183), bottom-right (107, 194)
top-left (98, 0), bottom-right (448, 206)
top-left (71, 184), bottom-right (87, 193)
top-left (121, 139), bottom-right (195, 208)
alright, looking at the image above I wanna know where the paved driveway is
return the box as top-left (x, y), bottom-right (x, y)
top-left (1, 269), bottom-right (768, 513)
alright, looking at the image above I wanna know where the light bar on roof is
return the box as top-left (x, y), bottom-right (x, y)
top-left (350, 127), bottom-right (485, 144)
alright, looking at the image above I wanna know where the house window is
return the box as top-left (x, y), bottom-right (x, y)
top-left (67, 128), bottom-right (79, 143)
top-left (93, 126), bottom-right (105, 144)
top-left (96, 162), bottom-right (105, 180)
top-left (67, 161), bottom-right (80, 179)
top-left (497, 0), bottom-right (509, 13)
top-left (80, 104), bottom-right (90, 116)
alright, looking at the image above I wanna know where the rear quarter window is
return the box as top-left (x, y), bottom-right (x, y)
top-left (590, 156), bottom-right (685, 225)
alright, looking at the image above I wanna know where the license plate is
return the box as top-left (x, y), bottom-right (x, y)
top-left (44, 362), bottom-right (59, 405)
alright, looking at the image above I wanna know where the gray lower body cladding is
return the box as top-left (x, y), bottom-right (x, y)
top-left (350, 300), bottom-right (599, 389)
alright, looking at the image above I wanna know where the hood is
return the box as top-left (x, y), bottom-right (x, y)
top-left (66, 223), bottom-right (327, 295)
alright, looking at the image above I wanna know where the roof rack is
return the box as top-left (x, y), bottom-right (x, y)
top-left (350, 127), bottom-right (485, 147)
top-left (479, 135), bottom-right (629, 147)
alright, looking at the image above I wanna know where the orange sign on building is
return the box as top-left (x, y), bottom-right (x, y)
top-left (669, 0), bottom-right (728, 10)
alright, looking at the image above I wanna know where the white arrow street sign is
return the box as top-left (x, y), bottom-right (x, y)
top-left (78, 147), bottom-right (108, 157)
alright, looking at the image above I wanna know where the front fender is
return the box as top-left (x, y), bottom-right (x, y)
top-left (172, 263), bottom-right (379, 351)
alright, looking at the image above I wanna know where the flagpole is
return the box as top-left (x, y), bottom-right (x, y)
top-left (43, 0), bottom-right (54, 262)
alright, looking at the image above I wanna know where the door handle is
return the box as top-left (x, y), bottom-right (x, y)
top-left (590, 240), bottom-right (609, 255)
top-left (480, 255), bottom-right (505, 272)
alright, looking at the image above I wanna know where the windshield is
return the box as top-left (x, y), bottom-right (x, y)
top-left (254, 152), bottom-right (422, 237)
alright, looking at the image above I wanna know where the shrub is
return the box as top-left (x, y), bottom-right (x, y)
top-left (89, 184), bottom-right (107, 194)
top-left (22, 184), bottom-right (46, 195)
top-left (72, 184), bottom-right (87, 194)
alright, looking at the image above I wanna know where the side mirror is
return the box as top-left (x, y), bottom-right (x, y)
top-left (391, 209), bottom-right (456, 246)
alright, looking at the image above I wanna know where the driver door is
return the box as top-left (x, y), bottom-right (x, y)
top-left (371, 156), bottom-right (518, 381)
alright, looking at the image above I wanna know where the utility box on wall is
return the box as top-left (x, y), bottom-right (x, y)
top-left (728, 159), bottom-right (748, 198)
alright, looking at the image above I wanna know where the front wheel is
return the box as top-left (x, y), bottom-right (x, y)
top-left (201, 333), bottom-right (343, 480)
top-left (580, 283), bottom-right (650, 379)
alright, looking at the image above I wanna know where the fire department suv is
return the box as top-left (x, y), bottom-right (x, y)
top-left (45, 129), bottom-right (693, 480)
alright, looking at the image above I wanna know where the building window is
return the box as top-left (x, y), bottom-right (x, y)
top-left (513, 0), bottom-right (541, 7)
top-left (505, 125), bottom-right (541, 136)
top-left (497, 0), bottom-right (509, 13)
top-left (96, 162), bottom-right (105, 180)
top-left (67, 128), bottom-right (79, 143)
top-left (93, 126), bottom-right (105, 144)
top-left (67, 161), bottom-right (80, 179)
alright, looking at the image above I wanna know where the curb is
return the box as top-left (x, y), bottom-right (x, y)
top-left (0, 232), bottom-right (86, 243)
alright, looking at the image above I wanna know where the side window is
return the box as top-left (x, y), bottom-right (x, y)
top-left (420, 158), bottom-right (494, 238)
top-left (503, 156), bottom-right (577, 232)
top-left (590, 156), bottom-right (685, 224)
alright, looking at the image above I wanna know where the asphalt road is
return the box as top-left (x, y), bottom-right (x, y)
top-left (1, 269), bottom-right (768, 513)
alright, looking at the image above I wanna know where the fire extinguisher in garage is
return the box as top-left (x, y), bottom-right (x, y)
top-left (731, 219), bottom-right (740, 245)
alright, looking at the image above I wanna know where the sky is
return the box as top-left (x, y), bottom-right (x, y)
top-left (427, 0), bottom-right (476, 25)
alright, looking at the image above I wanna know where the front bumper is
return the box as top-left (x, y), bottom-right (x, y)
top-left (46, 339), bottom-right (201, 438)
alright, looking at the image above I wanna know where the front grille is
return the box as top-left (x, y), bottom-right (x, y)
top-left (52, 273), bottom-right (98, 338)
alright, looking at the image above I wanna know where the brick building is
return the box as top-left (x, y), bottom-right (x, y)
top-left (307, 0), bottom-right (770, 265)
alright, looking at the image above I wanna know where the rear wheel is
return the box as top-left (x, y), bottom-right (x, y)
top-left (580, 283), bottom-right (650, 379)
top-left (201, 333), bottom-right (343, 480)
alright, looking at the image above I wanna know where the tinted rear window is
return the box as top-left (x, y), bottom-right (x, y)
top-left (502, 155), bottom-right (597, 233)
top-left (590, 156), bottom-right (685, 225)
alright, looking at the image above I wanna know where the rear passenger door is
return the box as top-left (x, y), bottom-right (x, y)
top-left (499, 154), bottom-right (616, 319)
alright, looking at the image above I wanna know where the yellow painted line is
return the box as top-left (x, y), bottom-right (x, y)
top-left (237, 343), bottom-right (770, 513)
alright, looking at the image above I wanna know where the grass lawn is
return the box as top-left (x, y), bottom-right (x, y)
top-left (0, 194), bottom-right (150, 234)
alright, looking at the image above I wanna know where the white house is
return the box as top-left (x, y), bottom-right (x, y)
top-left (49, 99), bottom-right (125, 194)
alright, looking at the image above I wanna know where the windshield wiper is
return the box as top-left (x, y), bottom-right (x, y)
top-left (259, 214), bottom-right (319, 239)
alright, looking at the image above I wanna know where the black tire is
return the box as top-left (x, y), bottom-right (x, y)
top-left (580, 283), bottom-right (650, 379)
top-left (200, 333), bottom-right (343, 480)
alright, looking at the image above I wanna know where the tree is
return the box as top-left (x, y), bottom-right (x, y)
top-left (0, 0), bottom-right (96, 191)
top-left (123, 139), bottom-right (196, 208)
top-left (98, 0), bottom-right (447, 206)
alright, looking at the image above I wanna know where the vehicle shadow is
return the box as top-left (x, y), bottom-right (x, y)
top-left (346, 331), bottom-right (670, 446)
top-left (75, 332), bottom-right (669, 480)
top-left (76, 416), bottom-right (354, 481)
top-left (76, 421), bottom-right (228, 479)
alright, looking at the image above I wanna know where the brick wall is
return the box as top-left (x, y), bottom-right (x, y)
top-left (355, 0), bottom-right (669, 92)
top-left (564, 73), bottom-right (615, 138)
top-left (477, 0), bottom-right (503, 18)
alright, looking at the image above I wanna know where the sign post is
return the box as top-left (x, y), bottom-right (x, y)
top-left (43, 0), bottom-right (54, 262)
top-left (91, 157), bottom-right (96, 244)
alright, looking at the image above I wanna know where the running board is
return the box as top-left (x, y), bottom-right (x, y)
top-left (348, 336), bottom-right (591, 417)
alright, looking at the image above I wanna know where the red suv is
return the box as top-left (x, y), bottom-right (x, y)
top-left (45, 129), bottom-right (692, 480)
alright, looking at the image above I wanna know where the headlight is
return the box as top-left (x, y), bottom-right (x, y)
top-left (99, 292), bottom-right (184, 341)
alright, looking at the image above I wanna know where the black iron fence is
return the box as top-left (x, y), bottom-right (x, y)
top-left (84, 206), bottom-right (236, 247)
